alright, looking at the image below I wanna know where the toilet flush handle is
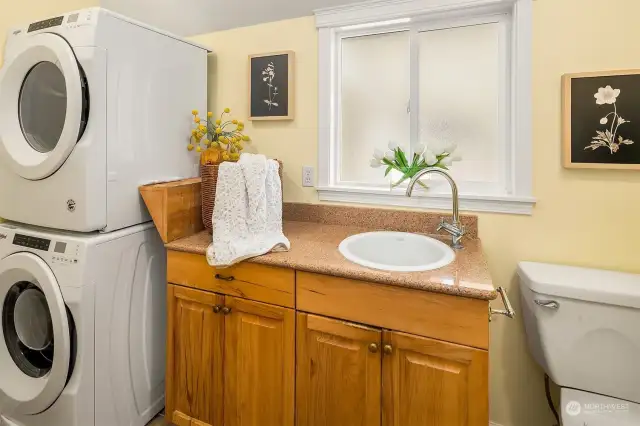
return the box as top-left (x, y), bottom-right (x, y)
top-left (489, 287), bottom-right (516, 322)
top-left (534, 299), bottom-right (560, 310)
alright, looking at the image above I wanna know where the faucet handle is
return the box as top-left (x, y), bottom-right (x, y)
top-left (437, 217), bottom-right (447, 231)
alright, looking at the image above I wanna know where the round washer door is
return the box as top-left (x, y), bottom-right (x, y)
top-left (0, 252), bottom-right (71, 415)
top-left (0, 33), bottom-right (89, 180)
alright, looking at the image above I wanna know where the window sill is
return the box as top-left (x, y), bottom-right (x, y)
top-left (317, 186), bottom-right (536, 215)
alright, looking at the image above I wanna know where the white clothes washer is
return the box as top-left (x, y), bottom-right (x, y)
top-left (0, 221), bottom-right (167, 426)
top-left (0, 8), bottom-right (209, 232)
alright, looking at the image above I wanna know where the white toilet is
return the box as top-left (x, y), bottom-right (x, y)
top-left (518, 261), bottom-right (640, 426)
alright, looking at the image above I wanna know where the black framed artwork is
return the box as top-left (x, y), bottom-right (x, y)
top-left (248, 51), bottom-right (294, 121)
top-left (563, 69), bottom-right (640, 169)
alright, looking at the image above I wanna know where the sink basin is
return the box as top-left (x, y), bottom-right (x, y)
top-left (338, 231), bottom-right (455, 272)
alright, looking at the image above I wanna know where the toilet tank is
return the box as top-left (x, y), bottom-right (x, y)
top-left (518, 262), bottom-right (640, 404)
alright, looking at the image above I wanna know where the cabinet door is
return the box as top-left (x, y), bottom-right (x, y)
top-left (223, 296), bottom-right (295, 426)
top-left (166, 285), bottom-right (224, 426)
top-left (296, 313), bottom-right (382, 426)
top-left (382, 331), bottom-right (488, 426)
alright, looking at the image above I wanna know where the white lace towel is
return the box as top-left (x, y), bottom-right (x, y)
top-left (206, 153), bottom-right (290, 268)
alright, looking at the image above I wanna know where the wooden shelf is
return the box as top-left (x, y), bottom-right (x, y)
top-left (139, 178), bottom-right (203, 244)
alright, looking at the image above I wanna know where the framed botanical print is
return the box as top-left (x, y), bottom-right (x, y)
top-left (248, 51), bottom-right (295, 121)
top-left (563, 69), bottom-right (640, 169)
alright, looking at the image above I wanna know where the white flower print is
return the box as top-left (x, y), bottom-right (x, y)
top-left (586, 86), bottom-right (634, 154)
top-left (594, 85), bottom-right (620, 105)
top-left (261, 62), bottom-right (279, 110)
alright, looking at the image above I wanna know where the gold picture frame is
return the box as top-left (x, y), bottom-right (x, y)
top-left (562, 69), bottom-right (640, 170)
top-left (248, 51), bottom-right (295, 121)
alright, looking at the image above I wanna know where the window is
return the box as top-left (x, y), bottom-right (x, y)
top-left (316, 0), bottom-right (535, 214)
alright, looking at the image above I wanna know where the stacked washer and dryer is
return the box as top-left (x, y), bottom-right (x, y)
top-left (0, 8), bottom-right (208, 426)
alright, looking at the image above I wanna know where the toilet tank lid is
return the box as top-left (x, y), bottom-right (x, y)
top-left (518, 261), bottom-right (640, 309)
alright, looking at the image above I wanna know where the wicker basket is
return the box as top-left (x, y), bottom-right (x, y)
top-left (201, 160), bottom-right (283, 232)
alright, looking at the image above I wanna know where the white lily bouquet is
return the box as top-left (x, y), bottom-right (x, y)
top-left (370, 141), bottom-right (461, 188)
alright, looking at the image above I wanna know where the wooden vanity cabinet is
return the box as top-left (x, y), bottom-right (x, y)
top-left (166, 284), bottom-right (295, 426)
top-left (295, 313), bottom-right (489, 426)
top-left (223, 296), bottom-right (295, 426)
top-left (296, 313), bottom-right (382, 426)
top-left (382, 331), bottom-right (489, 426)
top-left (165, 251), bottom-right (489, 426)
top-left (166, 285), bottom-right (224, 426)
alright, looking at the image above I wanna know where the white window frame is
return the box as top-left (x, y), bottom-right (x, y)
top-left (315, 0), bottom-right (535, 215)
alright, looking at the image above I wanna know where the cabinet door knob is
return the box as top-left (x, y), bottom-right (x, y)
top-left (213, 305), bottom-right (222, 313)
top-left (383, 345), bottom-right (393, 355)
top-left (222, 306), bottom-right (232, 315)
top-left (368, 343), bottom-right (379, 353)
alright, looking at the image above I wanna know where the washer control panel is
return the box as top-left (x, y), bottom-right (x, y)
top-left (49, 240), bottom-right (80, 266)
top-left (0, 225), bottom-right (84, 271)
top-left (9, 232), bottom-right (80, 266)
top-left (13, 234), bottom-right (51, 251)
top-left (27, 16), bottom-right (64, 33)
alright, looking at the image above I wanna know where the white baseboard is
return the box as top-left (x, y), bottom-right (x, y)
top-left (490, 422), bottom-right (504, 426)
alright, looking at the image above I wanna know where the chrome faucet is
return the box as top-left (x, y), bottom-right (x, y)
top-left (405, 168), bottom-right (465, 249)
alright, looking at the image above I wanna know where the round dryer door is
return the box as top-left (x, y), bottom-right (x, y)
top-left (0, 33), bottom-right (90, 180)
top-left (0, 252), bottom-right (71, 415)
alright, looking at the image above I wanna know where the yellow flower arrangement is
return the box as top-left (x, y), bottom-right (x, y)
top-left (188, 108), bottom-right (251, 164)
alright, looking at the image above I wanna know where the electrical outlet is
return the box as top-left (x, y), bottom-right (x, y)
top-left (302, 166), bottom-right (314, 187)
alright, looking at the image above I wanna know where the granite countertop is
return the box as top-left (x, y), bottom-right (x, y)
top-left (166, 220), bottom-right (497, 301)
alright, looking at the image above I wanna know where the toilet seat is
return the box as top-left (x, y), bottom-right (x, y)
top-left (560, 388), bottom-right (640, 426)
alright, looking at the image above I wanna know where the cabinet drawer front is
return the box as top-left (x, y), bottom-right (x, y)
top-left (297, 272), bottom-right (489, 349)
top-left (167, 250), bottom-right (295, 307)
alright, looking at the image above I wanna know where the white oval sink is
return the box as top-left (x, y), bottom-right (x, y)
top-left (338, 231), bottom-right (455, 272)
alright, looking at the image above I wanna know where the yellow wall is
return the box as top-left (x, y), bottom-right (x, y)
top-left (192, 16), bottom-right (320, 202)
top-left (192, 2), bottom-right (640, 424)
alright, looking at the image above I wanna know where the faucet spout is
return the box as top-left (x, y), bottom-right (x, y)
top-left (406, 167), bottom-right (465, 249)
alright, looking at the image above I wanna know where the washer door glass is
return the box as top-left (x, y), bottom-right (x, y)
top-left (2, 282), bottom-right (54, 378)
top-left (19, 62), bottom-right (68, 153)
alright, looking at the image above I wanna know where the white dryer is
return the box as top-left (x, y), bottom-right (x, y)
top-left (0, 8), bottom-right (209, 232)
top-left (0, 221), bottom-right (167, 426)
